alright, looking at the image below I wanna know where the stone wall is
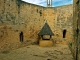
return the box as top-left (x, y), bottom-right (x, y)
top-left (52, 5), bottom-right (73, 44)
top-left (0, 0), bottom-right (73, 51)
top-left (73, 0), bottom-right (80, 60)
top-left (43, 5), bottom-right (73, 44)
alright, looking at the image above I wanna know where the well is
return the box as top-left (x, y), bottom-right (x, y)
top-left (38, 22), bottom-right (54, 47)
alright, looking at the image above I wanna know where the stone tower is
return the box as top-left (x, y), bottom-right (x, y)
top-left (47, 0), bottom-right (52, 7)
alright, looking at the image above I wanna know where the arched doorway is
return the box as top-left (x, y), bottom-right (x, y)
top-left (20, 32), bottom-right (23, 42)
top-left (63, 30), bottom-right (66, 38)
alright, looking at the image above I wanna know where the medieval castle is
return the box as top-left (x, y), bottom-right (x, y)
top-left (0, 0), bottom-right (73, 51)
top-left (0, 0), bottom-right (80, 60)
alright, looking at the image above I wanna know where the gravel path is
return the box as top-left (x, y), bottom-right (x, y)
top-left (0, 44), bottom-right (73, 60)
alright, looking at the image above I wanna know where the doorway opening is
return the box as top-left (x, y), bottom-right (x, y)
top-left (20, 32), bottom-right (23, 42)
top-left (63, 30), bottom-right (66, 38)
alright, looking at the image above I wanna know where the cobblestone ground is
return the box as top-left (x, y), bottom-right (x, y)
top-left (0, 44), bottom-right (73, 60)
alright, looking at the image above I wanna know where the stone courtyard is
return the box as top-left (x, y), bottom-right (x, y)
top-left (0, 44), bottom-right (73, 60)
top-left (0, 0), bottom-right (80, 60)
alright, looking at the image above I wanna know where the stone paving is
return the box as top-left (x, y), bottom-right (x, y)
top-left (0, 44), bottom-right (73, 60)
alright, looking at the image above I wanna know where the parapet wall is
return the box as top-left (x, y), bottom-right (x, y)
top-left (0, 0), bottom-right (73, 51)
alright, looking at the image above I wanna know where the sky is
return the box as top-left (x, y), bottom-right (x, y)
top-left (22, 0), bottom-right (73, 7)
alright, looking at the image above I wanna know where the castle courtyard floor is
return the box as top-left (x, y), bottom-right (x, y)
top-left (0, 44), bottom-right (73, 60)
